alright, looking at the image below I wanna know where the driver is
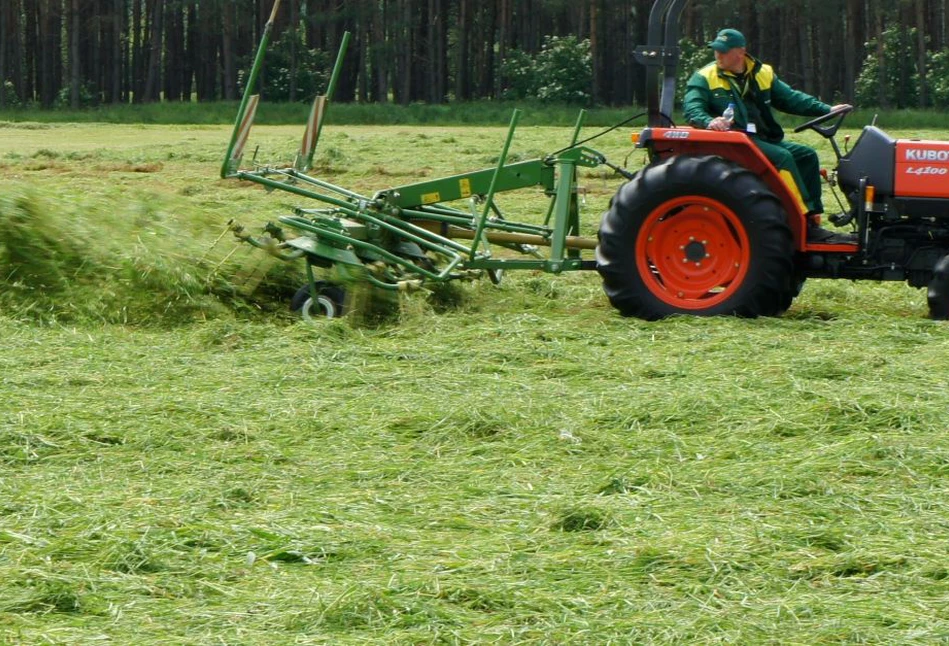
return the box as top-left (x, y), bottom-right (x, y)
top-left (683, 28), bottom-right (852, 242)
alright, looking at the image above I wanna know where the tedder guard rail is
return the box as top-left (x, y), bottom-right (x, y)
top-left (220, 0), bottom-right (631, 299)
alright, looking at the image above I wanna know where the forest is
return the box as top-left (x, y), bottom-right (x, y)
top-left (2, 0), bottom-right (949, 110)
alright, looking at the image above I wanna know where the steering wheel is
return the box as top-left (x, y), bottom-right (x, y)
top-left (793, 105), bottom-right (854, 138)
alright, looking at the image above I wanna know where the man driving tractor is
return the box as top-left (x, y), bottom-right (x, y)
top-left (683, 28), bottom-right (853, 243)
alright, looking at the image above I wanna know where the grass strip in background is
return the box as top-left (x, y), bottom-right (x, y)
top-left (3, 101), bottom-right (949, 131)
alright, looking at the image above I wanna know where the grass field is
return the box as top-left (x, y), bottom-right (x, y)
top-left (1, 115), bottom-right (948, 644)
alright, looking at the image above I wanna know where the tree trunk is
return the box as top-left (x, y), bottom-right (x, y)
top-left (70, 0), bottom-right (81, 107)
top-left (455, 0), bottom-right (469, 99)
top-left (427, 0), bottom-right (438, 102)
top-left (0, 0), bottom-right (11, 106)
top-left (843, 0), bottom-right (861, 103)
top-left (224, 0), bottom-right (243, 101)
top-left (817, 21), bottom-right (832, 102)
top-left (876, 9), bottom-right (887, 108)
top-left (132, 0), bottom-right (143, 101)
top-left (39, 0), bottom-right (64, 107)
top-left (372, 0), bottom-right (388, 102)
top-left (398, 0), bottom-right (411, 104)
top-left (590, 0), bottom-right (598, 104)
top-left (357, 7), bottom-right (369, 102)
top-left (143, 0), bottom-right (163, 102)
top-left (799, 24), bottom-right (815, 96)
top-left (288, 0), bottom-right (298, 102)
top-left (917, 0), bottom-right (928, 107)
top-left (898, 15), bottom-right (908, 108)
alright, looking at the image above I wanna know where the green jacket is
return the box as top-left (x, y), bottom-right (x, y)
top-left (683, 54), bottom-right (830, 143)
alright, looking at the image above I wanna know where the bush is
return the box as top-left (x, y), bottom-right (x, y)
top-left (499, 36), bottom-right (593, 105)
top-left (239, 28), bottom-right (330, 102)
top-left (0, 80), bottom-right (21, 108)
top-left (534, 36), bottom-right (593, 105)
top-left (677, 39), bottom-right (715, 106)
top-left (855, 27), bottom-right (920, 108)
top-left (928, 50), bottom-right (949, 108)
top-left (55, 81), bottom-right (99, 109)
top-left (499, 49), bottom-right (535, 101)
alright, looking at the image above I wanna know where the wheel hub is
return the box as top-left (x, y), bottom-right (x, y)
top-left (683, 240), bottom-right (707, 262)
top-left (635, 196), bottom-right (751, 309)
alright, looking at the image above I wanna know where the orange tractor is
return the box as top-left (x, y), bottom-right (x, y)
top-left (596, 0), bottom-right (949, 319)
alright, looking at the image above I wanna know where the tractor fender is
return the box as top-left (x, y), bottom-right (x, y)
top-left (638, 128), bottom-right (809, 250)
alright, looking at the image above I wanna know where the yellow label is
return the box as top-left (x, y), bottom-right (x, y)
top-left (459, 178), bottom-right (472, 197)
top-left (421, 191), bottom-right (441, 204)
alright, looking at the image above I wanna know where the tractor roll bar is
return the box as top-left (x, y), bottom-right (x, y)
top-left (636, 0), bottom-right (688, 127)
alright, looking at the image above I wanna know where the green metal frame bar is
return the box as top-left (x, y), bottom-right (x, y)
top-left (222, 0), bottom-right (282, 178)
top-left (470, 110), bottom-right (521, 259)
top-left (376, 160), bottom-right (555, 209)
top-left (542, 110), bottom-right (586, 228)
top-left (304, 31), bottom-right (351, 170)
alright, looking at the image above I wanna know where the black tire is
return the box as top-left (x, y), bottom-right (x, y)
top-left (778, 271), bottom-right (807, 314)
top-left (596, 155), bottom-right (795, 320)
top-left (927, 255), bottom-right (949, 320)
top-left (290, 282), bottom-right (346, 320)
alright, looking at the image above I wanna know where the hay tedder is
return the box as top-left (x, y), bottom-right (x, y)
top-left (222, 0), bottom-right (949, 321)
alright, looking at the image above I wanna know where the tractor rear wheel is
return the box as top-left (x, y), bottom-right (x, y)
top-left (597, 155), bottom-right (795, 320)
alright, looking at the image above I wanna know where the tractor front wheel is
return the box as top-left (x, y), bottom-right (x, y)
top-left (597, 155), bottom-right (795, 320)
top-left (927, 255), bottom-right (949, 320)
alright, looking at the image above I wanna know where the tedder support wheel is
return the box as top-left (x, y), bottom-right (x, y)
top-left (290, 281), bottom-right (346, 321)
top-left (596, 155), bottom-right (795, 320)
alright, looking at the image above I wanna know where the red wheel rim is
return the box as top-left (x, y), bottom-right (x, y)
top-left (635, 196), bottom-right (751, 310)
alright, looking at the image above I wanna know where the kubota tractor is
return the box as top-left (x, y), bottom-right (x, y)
top-left (596, 0), bottom-right (949, 320)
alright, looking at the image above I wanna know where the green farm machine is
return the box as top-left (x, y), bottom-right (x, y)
top-left (222, 1), bottom-right (626, 321)
top-left (223, 0), bottom-right (949, 320)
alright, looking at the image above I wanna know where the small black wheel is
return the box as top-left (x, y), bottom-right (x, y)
top-left (927, 255), bottom-right (949, 320)
top-left (290, 282), bottom-right (346, 320)
top-left (596, 155), bottom-right (795, 320)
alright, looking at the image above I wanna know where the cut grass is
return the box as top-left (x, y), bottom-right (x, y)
top-left (0, 121), bottom-right (948, 644)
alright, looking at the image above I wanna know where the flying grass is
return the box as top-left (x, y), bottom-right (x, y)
top-left (1, 122), bottom-right (949, 643)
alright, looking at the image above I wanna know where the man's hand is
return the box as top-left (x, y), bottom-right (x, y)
top-left (708, 116), bottom-right (731, 131)
top-left (830, 103), bottom-right (853, 112)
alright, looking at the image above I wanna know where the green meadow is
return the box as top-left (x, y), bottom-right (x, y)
top-left (1, 113), bottom-right (948, 644)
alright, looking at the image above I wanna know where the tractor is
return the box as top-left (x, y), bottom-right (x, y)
top-left (221, 0), bottom-right (949, 321)
top-left (597, 0), bottom-right (949, 320)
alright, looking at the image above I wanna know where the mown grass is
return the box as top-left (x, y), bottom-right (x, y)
top-left (1, 118), bottom-right (948, 644)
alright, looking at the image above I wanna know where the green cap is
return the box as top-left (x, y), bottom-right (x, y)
top-left (709, 28), bottom-right (746, 52)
